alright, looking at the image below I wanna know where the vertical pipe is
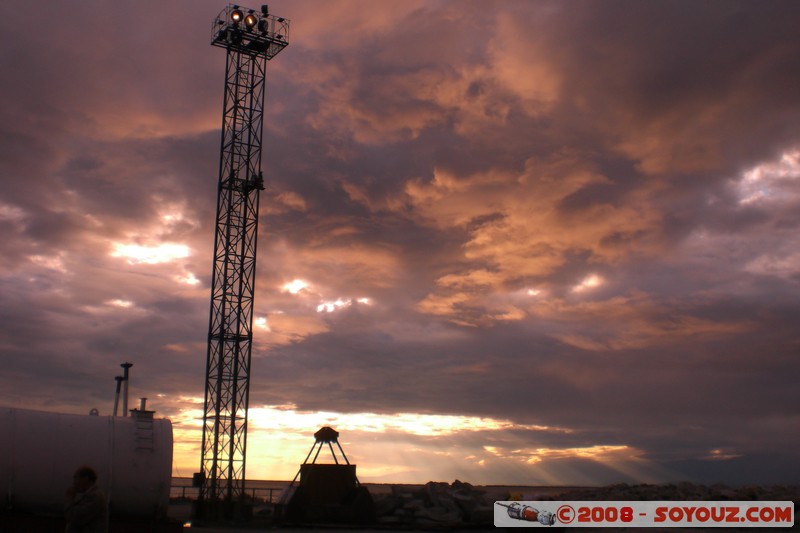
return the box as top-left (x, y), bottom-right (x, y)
top-left (121, 362), bottom-right (133, 417)
top-left (113, 376), bottom-right (123, 417)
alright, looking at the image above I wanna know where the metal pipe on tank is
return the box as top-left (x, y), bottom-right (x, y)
top-left (121, 362), bottom-right (132, 417)
top-left (113, 376), bottom-right (124, 417)
top-left (139, 397), bottom-right (147, 411)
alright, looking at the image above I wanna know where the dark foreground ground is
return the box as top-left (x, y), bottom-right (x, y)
top-left (175, 481), bottom-right (799, 532)
top-left (2, 482), bottom-right (796, 532)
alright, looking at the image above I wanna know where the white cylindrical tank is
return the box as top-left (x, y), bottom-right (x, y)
top-left (0, 406), bottom-right (172, 518)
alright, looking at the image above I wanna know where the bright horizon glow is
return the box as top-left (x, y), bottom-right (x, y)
top-left (523, 445), bottom-right (632, 464)
top-left (168, 403), bottom-right (647, 484)
top-left (248, 405), bottom-right (568, 436)
top-left (168, 402), bottom-right (571, 439)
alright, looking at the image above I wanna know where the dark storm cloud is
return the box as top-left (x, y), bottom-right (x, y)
top-left (1, 0), bottom-right (799, 485)
top-left (545, 0), bottom-right (800, 170)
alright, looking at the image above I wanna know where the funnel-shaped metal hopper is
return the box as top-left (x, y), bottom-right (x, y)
top-left (278, 426), bottom-right (375, 524)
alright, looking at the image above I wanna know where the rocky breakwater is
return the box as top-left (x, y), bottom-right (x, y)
top-left (546, 482), bottom-right (800, 502)
top-left (374, 480), bottom-right (494, 528)
top-left (372, 481), bottom-right (799, 529)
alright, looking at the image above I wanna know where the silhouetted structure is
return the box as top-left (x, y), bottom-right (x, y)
top-left (280, 427), bottom-right (375, 524)
top-left (198, 3), bottom-right (289, 515)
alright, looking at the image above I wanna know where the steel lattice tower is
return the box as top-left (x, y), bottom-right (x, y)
top-left (200, 4), bottom-right (289, 507)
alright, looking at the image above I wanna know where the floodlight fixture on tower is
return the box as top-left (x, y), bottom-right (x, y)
top-left (211, 3), bottom-right (289, 57)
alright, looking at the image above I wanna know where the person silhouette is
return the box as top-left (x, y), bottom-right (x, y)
top-left (64, 466), bottom-right (109, 533)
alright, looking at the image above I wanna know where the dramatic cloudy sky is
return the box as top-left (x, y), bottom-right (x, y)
top-left (2, 0), bottom-right (800, 486)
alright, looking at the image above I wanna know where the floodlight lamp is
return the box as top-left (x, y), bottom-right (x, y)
top-left (261, 4), bottom-right (269, 15)
top-left (230, 9), bottom-right (244, 22)
top-left (244, 13), bottom-right (258, 29)
top-left (257, 19), bottom-right (269, 33)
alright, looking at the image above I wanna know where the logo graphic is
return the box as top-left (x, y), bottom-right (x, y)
top-left (496, 501), bottom-right (794, 528)
top-left (496, 502), bottom-right (557, 526)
